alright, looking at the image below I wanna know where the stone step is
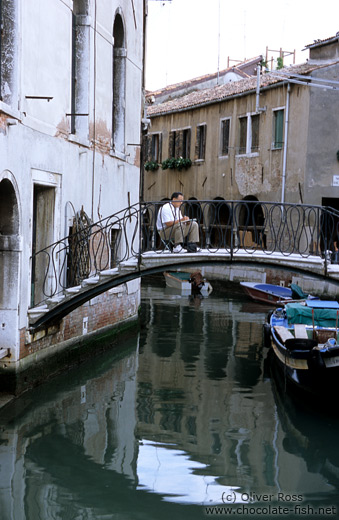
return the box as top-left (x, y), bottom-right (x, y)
top-left (47, 295), bottom-right (66, 307)
top-left (64, 285), bottom-right (82, 295)
top-left (81, 276), bottom-right (100, 287)
top-left (119, 260), bottom-right (138, 272)
top-left (99, 267), bottom-right (119, 278)
top-left (27, 305), bottom-right (49, 320)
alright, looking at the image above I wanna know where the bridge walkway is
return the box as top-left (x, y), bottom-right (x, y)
top-left (28, 247), bottom-right (339, 331)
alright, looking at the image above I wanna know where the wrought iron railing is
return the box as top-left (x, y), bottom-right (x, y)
top-left (30, 200), bottom-right (339, 306)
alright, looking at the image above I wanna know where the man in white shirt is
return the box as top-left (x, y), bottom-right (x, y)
top-left (156, 192), bottom-right (200, 253)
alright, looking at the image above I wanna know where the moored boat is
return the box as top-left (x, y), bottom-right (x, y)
top-left (164, 271), bottom-right (213, 296)
top-left (240, 282), bottom-right (308, 305)
top-left (267, 299), bottom-right (339, 395)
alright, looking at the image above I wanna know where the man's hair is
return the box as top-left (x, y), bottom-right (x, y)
top-left (170, 192), bottom-right (184, 200)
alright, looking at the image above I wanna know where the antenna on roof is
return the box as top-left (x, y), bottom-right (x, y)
top-left (217, 0), bottom-right (221, 84)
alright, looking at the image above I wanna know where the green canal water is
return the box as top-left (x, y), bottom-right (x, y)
top-left (0, 282), bottom-right (339, 519)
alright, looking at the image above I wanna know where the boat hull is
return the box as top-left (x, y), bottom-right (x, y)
top-left (269, 306), bottom-right (339, 395)
top-left (241, 282), bottom-right (292, 305)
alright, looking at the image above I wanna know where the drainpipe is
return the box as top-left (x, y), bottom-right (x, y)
top-left (281, 83), bottom-right (290, 204)
top-left (255, 63), bottom-right (261, 113)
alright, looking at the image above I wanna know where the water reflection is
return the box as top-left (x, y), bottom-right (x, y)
top-left (0, 284), bottom-right (338, 519)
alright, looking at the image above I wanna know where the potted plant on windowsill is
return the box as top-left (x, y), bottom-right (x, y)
top-left (161, 157), bottom-right (192, 171)
top-left (144, 160), bottom-right (159, 171)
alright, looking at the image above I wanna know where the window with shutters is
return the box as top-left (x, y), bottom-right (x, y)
top-left (168, 130), bottom-right (177, 157)
top-left (168, 128), bottom-right (191, 158)
top-left (251, 114), bottom-right (259, 152)
top-left (220, 118), bottom-right (230, 156)
top-left (182, 128), bottom-right (191, 159)
top-left (273, 108), bottom-right (284, 149)
top-left (238, 117), bottom-right (247, 155)
top-left (195, 124), bottom-right (206, 160)
top-left (147, 132), bottom-right (162, 162)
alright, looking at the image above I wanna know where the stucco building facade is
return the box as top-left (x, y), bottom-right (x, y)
top-left (0, 0), bottom-right (145, 392)
top-left (143, 35), bottom-right (339, 211)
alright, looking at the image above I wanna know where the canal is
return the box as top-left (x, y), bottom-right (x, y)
top-left (0, 280), bottom-right (339, 519)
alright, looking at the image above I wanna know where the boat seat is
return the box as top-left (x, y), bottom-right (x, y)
top-left (274, 325), bottom-right (294, 343)
top-left (294, 324), bottom-right (309, 339)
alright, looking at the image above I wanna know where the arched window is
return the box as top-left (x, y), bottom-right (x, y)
top-left (112, 12), bottom-right (126, 155)
top-left (0, 178), bottom-right (19, 234)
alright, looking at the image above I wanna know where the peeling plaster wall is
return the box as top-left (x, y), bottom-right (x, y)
top-left (0, 0), bottom-right (19, 106)
top-left (0, 0), bottom-right (144, 365)
top-left (304, 63), bottom-right (339, 205)
top-left (144, 81), bottom-right (312, 205)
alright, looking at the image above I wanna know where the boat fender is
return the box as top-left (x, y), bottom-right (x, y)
top-left (263, 323), bottom-right (271, 348)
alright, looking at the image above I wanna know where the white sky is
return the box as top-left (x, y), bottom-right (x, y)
top-left (146, 0), bottom-right (339, 91)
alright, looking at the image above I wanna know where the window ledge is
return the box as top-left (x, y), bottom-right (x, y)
top-left (110, 149), bottom-right (127, 161)
top-left (271, 146), bottom-right (283, 151)
top-left (0, 101), bottom-right (21, 121)
top-left (219, 154), bottom-right (229, 159)
top-left (68, 134), bottom-right (90, 148)
top-left (235, 152), bottom-right (260, 158)
top-left (194, 158), bottom-right (205, 164)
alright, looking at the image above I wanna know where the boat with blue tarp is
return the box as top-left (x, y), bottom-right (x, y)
top-left (240, 282), bottom-right (309, 305)
top-left (267, 299), bottom-right (339, 394)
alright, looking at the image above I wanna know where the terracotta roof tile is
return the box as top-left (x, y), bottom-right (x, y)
top-left (146, 56), bottom-right (262, 100)
top-left (147, 61), bottom-right (339, 117)
top-left (305, 33), bottom-right (339, 49)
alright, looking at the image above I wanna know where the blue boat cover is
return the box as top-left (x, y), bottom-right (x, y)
top-left (305, 300), bottom-right (339, 309)
top-left (286, 302), bottom-right (339, 327)
top-left (255, 284), bottom-right (292, 297)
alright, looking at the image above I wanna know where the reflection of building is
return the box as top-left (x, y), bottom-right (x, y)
top-left (0, 337), bottom-right (139, 519)
top-left (136, 288), bottom-right (336, 498)
top-left (143, 35), bottom-right (339, 214)
top-left (0, 0), bottom-right (145, 391)
top-left (0, 286), bottom-right (337, 515)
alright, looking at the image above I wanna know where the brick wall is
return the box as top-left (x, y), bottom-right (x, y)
top-left (21, 283), bottom-right (139, 359)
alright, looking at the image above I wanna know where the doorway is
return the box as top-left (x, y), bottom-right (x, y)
top-left (31, 184), bottom-right (55, 306)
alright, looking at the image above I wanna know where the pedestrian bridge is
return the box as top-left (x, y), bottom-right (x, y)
top-left (29, 200), bottom-right (339, 330)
